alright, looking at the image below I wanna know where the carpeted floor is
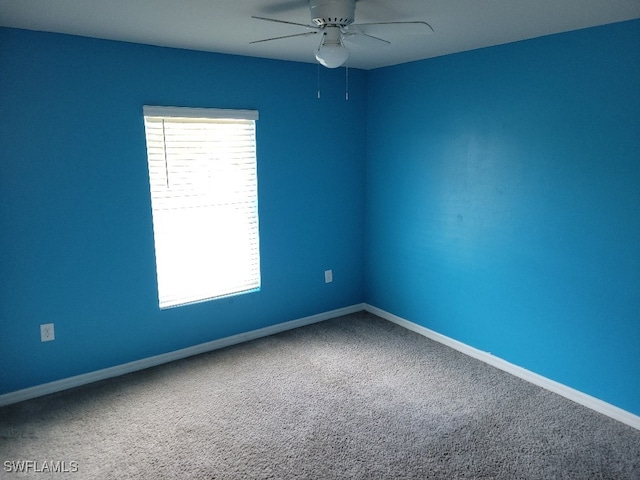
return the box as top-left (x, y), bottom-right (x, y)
top-left (1, 311), bottom-right (639, 479)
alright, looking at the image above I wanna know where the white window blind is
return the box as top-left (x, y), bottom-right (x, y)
top-left (143, 106), bottom-right (260, 309)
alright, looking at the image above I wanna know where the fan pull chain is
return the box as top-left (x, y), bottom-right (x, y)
top-left (317, 63), bottom-right (321, 99)
top-left (345, 65), bottom-right (349, 101)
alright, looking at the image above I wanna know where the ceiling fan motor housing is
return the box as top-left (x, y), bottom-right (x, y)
top-left (310, 0), bottom-right (356, 27)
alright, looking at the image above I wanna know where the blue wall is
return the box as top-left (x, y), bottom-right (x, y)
top-left (365, 20), bottom-right (640, 415)
top-left (0, 28), bottom-right (366, 394)
top-left (2, 19), bottom-right (639, 418)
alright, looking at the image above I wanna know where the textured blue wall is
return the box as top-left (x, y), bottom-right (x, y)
top-left (365, 20), bottom-right (640, 415)
top-left (0, 28), bottom-right (366, 394)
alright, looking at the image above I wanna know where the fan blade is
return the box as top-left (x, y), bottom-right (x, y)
top-left (251, 16), bottom-right (318, 31)
top-left (352, 21), bottom-right (434, 35)
top-left (250, 32), bottom-right (318, 45)
top-left (342, 28), bottom-right (390, 48)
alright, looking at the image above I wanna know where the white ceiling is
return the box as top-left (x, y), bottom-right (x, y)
top-left (1, 0), bottom-right (639, 70)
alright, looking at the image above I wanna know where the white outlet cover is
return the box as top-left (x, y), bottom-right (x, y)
top-left (324, 270), bottom-right (333, 283)
top-left (40, 323), bottom-right (55, 342)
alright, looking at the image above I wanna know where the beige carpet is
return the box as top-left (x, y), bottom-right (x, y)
top-left (1, 311), bottom-right (639, 479)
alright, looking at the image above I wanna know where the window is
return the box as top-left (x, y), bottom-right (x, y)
top-left (143, 106), bottom-right (260, 309)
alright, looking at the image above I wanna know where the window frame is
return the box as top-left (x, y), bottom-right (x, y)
top-left (142, 105), bottom-right (261, 309)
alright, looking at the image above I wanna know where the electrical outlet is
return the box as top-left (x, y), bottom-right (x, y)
top-left (324, 269), bottom-right (333, 283)
top-left (40, 323), bottom-right (55, 342)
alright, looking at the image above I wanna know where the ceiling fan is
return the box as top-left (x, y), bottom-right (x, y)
top-left (251, 0), bottom-right (434, 68)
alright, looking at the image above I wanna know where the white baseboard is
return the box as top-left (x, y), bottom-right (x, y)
top-left (0, 303), bottom-right (365, 408)
top-left (4, 302), bottom-right (638, 432)
top-left (364, 303), bottom-right (640, 432)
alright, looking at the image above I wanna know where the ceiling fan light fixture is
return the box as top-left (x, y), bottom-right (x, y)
top-left (315, 25), bottom-right (349, 68)
top-left (251, 0), bottom-right (430, 69)
top-left (315, 43), bottom-right (350, 68)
